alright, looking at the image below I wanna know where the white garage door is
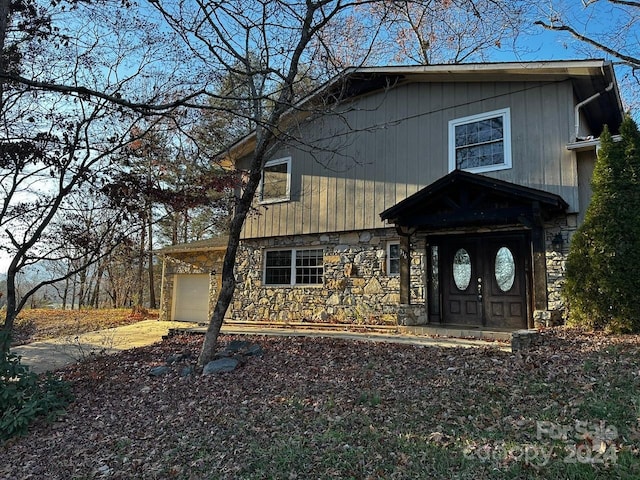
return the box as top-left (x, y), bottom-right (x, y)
top-left (173, 274), bottom-right (210, 322)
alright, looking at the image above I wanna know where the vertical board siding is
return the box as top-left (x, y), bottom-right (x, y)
top-left (577, 150), bottom-right (596, 224)
top-left (241, 79), bottom-right (580, 239)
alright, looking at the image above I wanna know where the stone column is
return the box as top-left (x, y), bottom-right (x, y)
top-left (399, 234), bottom-right (411, 304)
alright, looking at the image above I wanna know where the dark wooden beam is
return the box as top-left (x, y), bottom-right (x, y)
top-left (532, 201), bottom-right (544, 227)
top-left (399, 207), bottom-right (533, 228)
top-left (468, 192), bottom-right (488, 209)
top-left (442, 195), bottom-right (460, 210)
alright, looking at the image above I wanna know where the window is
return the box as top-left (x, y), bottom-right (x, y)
top-left (453, 248), bottom-right (472, 291)
top-left (260, 157), bottom-right (291, 203)
top-left (387, 241), bottom-right (400, 276)
top-left (264, 250), bottom-right (292, 285)
top-left (448, 108), bottom-right (512, 173)
top-left (264, 248), bottom-right (323, 285)
top-left (494, 246), bottom-right (515, 292)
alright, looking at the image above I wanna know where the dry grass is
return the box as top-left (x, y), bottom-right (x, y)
top-left (10, 308), bottom-right (158, 346)
top-left (2, 329), bottom-right (640, 479)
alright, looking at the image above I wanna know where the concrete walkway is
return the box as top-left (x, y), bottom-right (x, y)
top-left (12, 321), bottom-right (511, 374)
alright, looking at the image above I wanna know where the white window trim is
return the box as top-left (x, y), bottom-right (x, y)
top-left (448, 108), bottom-right (512, 174)
top-left (260, 157), bottom-right (291, 204)
top-left (387, 241), bottom-right (400, 276)
top-left (262, 248), bottom-right (324, 286)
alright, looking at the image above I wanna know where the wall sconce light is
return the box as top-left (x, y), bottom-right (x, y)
top-left (551, 233), bottom-right (564, 251)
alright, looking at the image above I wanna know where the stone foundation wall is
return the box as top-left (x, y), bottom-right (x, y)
top-left (231, 228), bottom-right (427, 325)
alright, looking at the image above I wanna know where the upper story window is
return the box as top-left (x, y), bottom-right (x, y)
top-left (387, 241), bottom-right (400, 276)
top-left (448, 108), bottom-right (512, 174)
top-left (260, 157), bottom-right (291, 203)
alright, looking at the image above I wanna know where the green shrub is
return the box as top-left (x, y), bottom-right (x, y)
top-left (0, 331), bottom-right (73, 441)
top-left (564, 116), bottom-right (640, 332)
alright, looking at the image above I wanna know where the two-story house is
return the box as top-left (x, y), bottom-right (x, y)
top-left (159, 59), bottom-right (624, 332)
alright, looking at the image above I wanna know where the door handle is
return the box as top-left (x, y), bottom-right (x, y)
top-left (477, 277), bottom-right (482, 301)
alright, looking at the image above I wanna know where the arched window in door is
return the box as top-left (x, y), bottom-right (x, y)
top-left (495, 246), bottom-right (515, 292)
top-left (453, 248), bottom-right (472, 291)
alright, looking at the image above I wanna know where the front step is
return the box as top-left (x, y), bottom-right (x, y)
top-left (224, 320), bottom-right (400, 333)
top-left (168, 320), bottom-right (400, 337)
top-left (399, 325), bottom-right (512, 342)
top-left (169, 321), bottom-right (512, 343)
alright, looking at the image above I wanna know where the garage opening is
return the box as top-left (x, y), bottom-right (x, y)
top-left (172, 274), bottom-right (210, 322)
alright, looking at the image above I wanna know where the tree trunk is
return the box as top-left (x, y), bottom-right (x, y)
top-left (1, 270), bottom-right (17, 354)
top-left (0, 0), bottom-right (8, 113)
top-left (182, 210), bottom-right (189, 244)
top-left (70, 275), bottom-right (77, 310)
top-left (148, 212), bottom-right (156, 309)
top-left (137, 217), bottom-right (146, 306)
top-left (196, 232), bottom-right (240, 366)
top-left (197, 134), bottom-right (271, 366)
top-left (171, 212), bottom-right (178, 245)
top-left (0, 0), bottom-right (11, 355)
top-left (91, 262), bottom-right (105, 308)
top-left (77, 267), bottom-right (87, 308)
top-left (61, 277), bottom-right (69, 310)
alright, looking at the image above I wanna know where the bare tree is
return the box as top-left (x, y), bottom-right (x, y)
top-left (102, 241), bottom-right (138, 308)
top-left (49, 189), bottom-right (140, 308)
top-left (533, 0), bottom-right (639, 70)
top-left (531, 0), bottom-right (639, 110)
top-left (136, 0), bottom-right (389, 366)
top-left (0, 0), bottom-right (184, 350)
top-left (369, 0), bottom-right (522, 64)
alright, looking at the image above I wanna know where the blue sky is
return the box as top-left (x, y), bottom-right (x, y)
top-left (499, 2), bottom-right (638, 114)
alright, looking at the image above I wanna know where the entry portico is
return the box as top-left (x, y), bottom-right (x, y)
top-left (380, 170), bottom-right (568, 329)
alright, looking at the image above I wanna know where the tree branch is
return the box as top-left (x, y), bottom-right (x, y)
top-left (0, 73), bottom-right (209, 114)
top-left (535, 20), bottom-right (639, 69)
top-left (587, 0), bottom-right (640, 7)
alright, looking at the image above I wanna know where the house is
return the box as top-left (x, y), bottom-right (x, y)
top-left (159, 60), bottom-right (624, 331)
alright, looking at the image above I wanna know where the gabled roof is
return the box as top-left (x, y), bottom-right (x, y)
top-left (224, 59), bottom-right (624, 162)
top-left (380, 170), bottom-right (568, 229)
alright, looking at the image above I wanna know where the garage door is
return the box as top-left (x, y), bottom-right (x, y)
top-left (172, 274), bottom-right (210, 322)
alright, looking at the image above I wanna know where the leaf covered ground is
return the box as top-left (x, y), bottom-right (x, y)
top-left (10, 308), bottom-right (157, 346)
top-left (2, 329), bottom-right (640, 479)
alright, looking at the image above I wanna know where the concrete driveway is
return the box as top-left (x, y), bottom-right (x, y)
top-left (11, 320), bottom-right (199, 374)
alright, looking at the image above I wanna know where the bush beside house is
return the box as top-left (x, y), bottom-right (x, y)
top-left (564, 116), bottom-right (640, 332)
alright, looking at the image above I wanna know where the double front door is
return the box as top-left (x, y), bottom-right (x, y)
top-left (436, 234), bottom-right (529, 329)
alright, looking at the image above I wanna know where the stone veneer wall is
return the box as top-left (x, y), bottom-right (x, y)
top-left (159, 217), bottom-right (574, 327)
top-left (158, 250), bottom-right (225, 321)
top-left (231, 228), bottom-right (427, 325)
top-left (541, 214), bottom-right (578, 326)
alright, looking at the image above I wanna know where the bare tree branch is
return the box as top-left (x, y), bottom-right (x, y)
top-left (535, 20), bottom-right (640, 69)
top-left (0, 72), bottom-right (211, 114)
